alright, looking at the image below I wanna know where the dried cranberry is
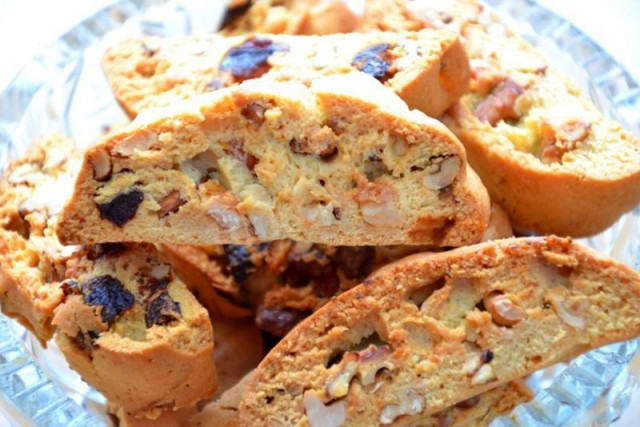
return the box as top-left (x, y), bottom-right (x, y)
top-left (255, 306), bottom-right (310, 337)
top-left (335, 246), bottom-right (375, 279)
top-left (352, 43), bottom-right (394, 81)
top-left (219, 38), bottom-right (288, 82)
top-left (224, 245), bottom-right (256, 283)
top-left (97, 190), bottom-right (144, 227)
top-left (82, 275), bottom-right (135, 325)
top-left (145, 291), bottom-right (181, 327)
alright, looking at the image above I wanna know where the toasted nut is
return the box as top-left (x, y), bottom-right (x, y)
top-left (8, 163), bottom-right (38, 184)
top-left (357, 345), bottom-right (393, 385)
top-left (470, 363), bottom-right (495, 385)
top-left (484, 292), bottom-right (525, 326)
top-left (150, 264), bottom-right (171, 280)
top-left (326, 361), bottom-right (358, 399)
top-left (204, 192), bottom-right (243, 230)
top-left (380, 390), bottom-right (425, 424)
top-left (90, 148), bottom-right (112, 182)
top-left (548, 289), bottom-right (588, 330)
top-left (463, 352), bottom-right (482, 376)
top-left (302, 202), bottom-right (340, 226)
top-left (241, 101), bottom-right (267, 129)
top-left (158, 190), bottom-right (186, 218)
top-left (303, 390), bottom-right (346, 427)
top-left (475, 78), bottom-right (525, 126)
top-left (112, 131), bottom-right (156, 157)
top-left (360, 201), bottom-right (404, 227)
top-left (424, 156), bottom-right (461, 190)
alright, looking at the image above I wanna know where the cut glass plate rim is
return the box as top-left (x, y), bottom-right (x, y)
top-left (0, 0), bottom-right (639, 425)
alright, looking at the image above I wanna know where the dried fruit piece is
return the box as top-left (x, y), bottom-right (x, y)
top-left (145, 291), bottom-right (182, 327)
top-left (256, 306), bottom-right (310, 337)
top-left (225, 245), bottom-right (256, 283)
top-left (475, 78), bottom-right (524, 126)
top-left (484, 292), bottom-right (525, 327)
top-left (219, 37), bottom-right (288, 82)
top-left (353, 43), bottom-right (395, 81)
top-left (335, 246), bottom-right (375, 279)
top-left (158, 190), bottom-right (186, 217)
top-left (97, 190), bottom-right (144, 227)
top-left (82, 275), bottom-right (135, 325)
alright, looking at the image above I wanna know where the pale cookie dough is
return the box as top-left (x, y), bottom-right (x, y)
top-left (239, 236), bottom-right (640, 425)
top-left (57, 74), bottom-right (490, 247)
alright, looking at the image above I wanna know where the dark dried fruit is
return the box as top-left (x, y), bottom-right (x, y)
top-left (352, 43), bottom-right (395, 81)
top-left (225, 245), bottom-right (256, 283)
top-left (332, 207), bottom-right (342, 221)
top-left (73, 330), bottom-right (100, 353)
top-left (481, 349), bottom-right (494, 364)
top-left (82, 275), bottom-right (135, 325)
top-left (158, 190), bottom-right (186, 217)
top-left (145, 291), bottom-right (181, 327)
top-left (335, 246), bottom-right (375, 279)
top-left (256, 306), bottom-right (311, 337)
top-left (456, 395), bottom-right (480, 409)
top-left (87, 243), bottom-right (128, 260)
top-left (311, 271), bottom-right (340, 298)
top-left (289, 137), bottom-right (337, 159)
top-left (97, 190), bottom-right (144, 227)
top-left (285, 246), bottom-right (334, 287)
top-left (219, 37), bottom-right (288, 82)
top-left (475, 78), bottom-right (525, 126)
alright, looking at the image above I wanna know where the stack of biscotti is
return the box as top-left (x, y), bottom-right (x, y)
top-left (2, 0), bottom-right (640, 425)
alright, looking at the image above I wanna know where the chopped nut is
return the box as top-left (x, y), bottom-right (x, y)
top-left (541, 120), bottom-right (591, 163)
top-left (303, 390), bottom-right (346, 427)
top-left (463, 352), bottom-right (482, 376)
top-left (475, 78), bottom-right (525, 126)
top-left (8, 163), bottom-right (38, 184)
top-left (326, 361), bottom-right (358, 398)
top-left (355, 178), bottom-right (403, 227)
top-left (241, 102), bottom-right (267, 129)
top-left (484, 292), bottom-right (525, 327)
top-left (248, 212), bottom-right (277, 239)
top-left (158, 190), bottom-right (186, 218)
top-left (112, 131), bottom-right (156, 157)
top-left (302, 202), bottom-right (340, 226)
top-left (360, 201), bottom-right (404, 227)
top-left (380, 390), bottom-right (425, 424)
top-left (548, 289), bottom-right (588, 330)
top-left (225, 138), bottom-right (259, 171)
top-left (290, 127), bottom-right (338, 159)
top-left (470, 363), bottom-right (495, 385)
top-left (424, 156), bottom-right (461, 190)
top-left (89, 148), bottom-right (112, 182)
top-left (204, 192), bottom-right (243, 230)
top-left (150, 264), bottom-right (171, 280)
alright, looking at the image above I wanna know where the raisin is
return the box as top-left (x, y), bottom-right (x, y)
top-left (145, 291), bottom-right (181, 327)
top-left (219, 37), bottom-right (288, 82)
top-left (225, 245), bottom-right (256, 283)
top-left (285, 246), bottom-right (334, 287)
top-left (82, 275), bottom-right (135, 325)
top-left (352, 43), bottom-right (394, 81)
top-left (97, 190), bottom-right (144, 227)
top-left (335, 246), bottom-right (375, 279)
top-left (481, 349), bottom-right (494, 364)
top-left (255, 306), bottom-right (311, 337)
top-left (456, 395), bottom-right (480, 409)
top-left (311, 271), bottom-right (340, 298)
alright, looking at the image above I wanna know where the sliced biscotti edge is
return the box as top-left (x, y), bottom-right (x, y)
top-left (57, 74), bottom-right (490, 247)
top-left (238, 236), bottom-right (640, 425)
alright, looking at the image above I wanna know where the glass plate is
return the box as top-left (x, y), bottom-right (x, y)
top-left (0, 0), bottom-right (639, 425)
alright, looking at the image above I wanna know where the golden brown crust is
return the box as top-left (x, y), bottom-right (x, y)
top-left (57, 75), bottom-right (490, 247)
top-left (239, 236), bottom-right (640, 425)
top-left (103, 29), bottom-right (469, 118)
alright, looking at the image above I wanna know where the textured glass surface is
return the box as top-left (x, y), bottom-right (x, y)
top-left (0, 0), bottom-right (638, 425)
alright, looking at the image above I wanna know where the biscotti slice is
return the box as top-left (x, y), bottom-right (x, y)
top-left (220, 0), bottom-right (481, 36)
top-left (0, 136), bottom-right (217, 418)
top-left (0, 136), bottom-right (81, 340)
top-left (57, 74), bottom-right (490, 246)
top-left (442, 22), bottom-right (640, 236)
top-left (238, 236), bottom-right (640, 425)
top-left (53, 243), bottom-right (217, 419)
top-left (104, 29), bottom-right (469, 118)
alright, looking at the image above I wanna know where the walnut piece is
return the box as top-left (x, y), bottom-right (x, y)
top-left (475, 78), bottom-right (525, 126)
top-left (326, 344), bottom-right (393, 399)
top-left (204, 192), bottom-right (243, 230)
top-left (89, 148), bottom-right (112, 182)
top-left (303, 390), bottom-right (346, 427)
top-left (379, 390), bottom-right (425, 424)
